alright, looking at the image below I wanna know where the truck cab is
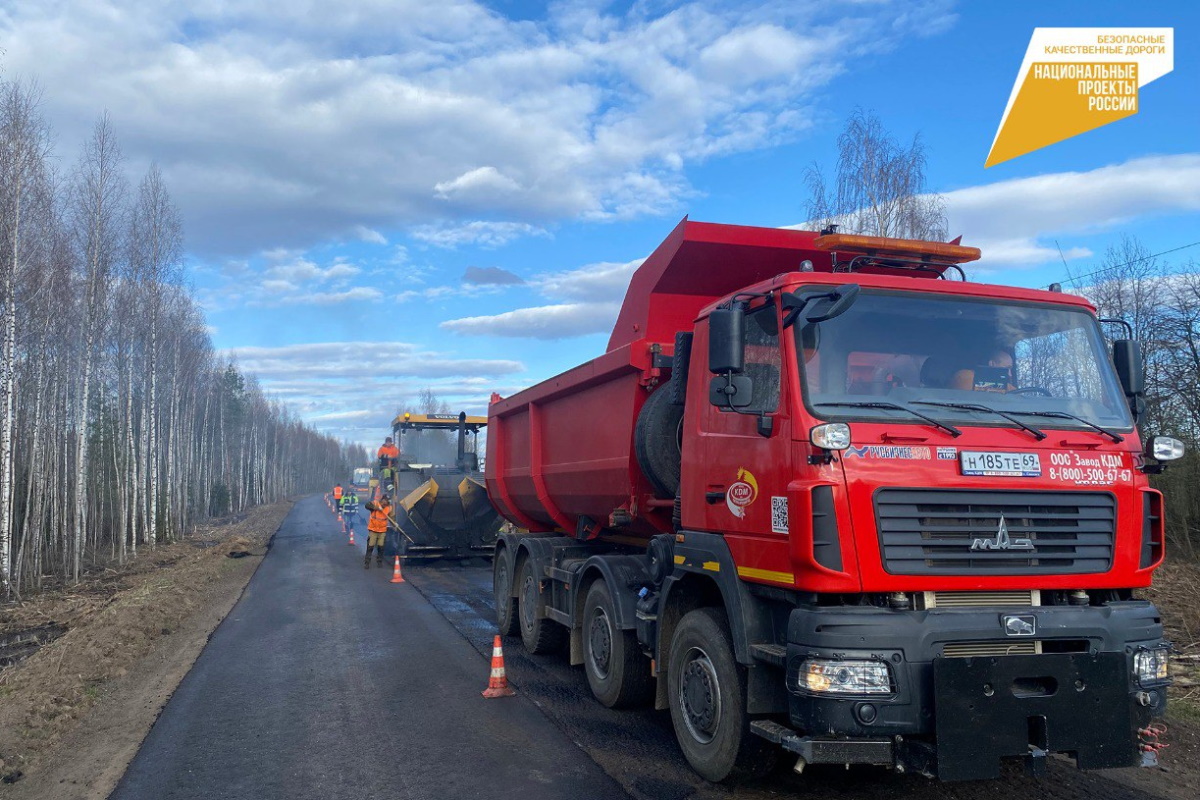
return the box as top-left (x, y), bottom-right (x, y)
top-left (683, 237), bottom-right (1181, 778)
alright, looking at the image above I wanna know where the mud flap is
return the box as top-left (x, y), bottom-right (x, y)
top-left (933, 653), bottom-right (1145, 781)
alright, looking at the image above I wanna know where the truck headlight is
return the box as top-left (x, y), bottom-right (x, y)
top-left (797, 658), bottom-right (894, 695)
top-left (811, 423), bottom-right (851, 451)
top-left (1134, 647), bottom-right (1170, 685)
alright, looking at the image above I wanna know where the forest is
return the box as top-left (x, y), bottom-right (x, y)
top-left (0, 80), bottom-right (365, 596)
top-left (1086, 236), bottom-right (1200, 559)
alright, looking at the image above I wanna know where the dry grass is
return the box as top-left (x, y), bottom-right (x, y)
top-left (1141, 560), bottom-right (1200, 714)
top-left (0, 501), bottom-right (292, 784)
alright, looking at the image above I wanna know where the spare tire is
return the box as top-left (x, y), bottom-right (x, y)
top-left (635, 387), bottom-right (683, 499)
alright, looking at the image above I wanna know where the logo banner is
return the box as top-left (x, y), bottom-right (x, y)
top-left (986, 28), bottom-right (1174, 167)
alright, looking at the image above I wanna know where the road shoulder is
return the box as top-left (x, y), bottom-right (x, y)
top-left (0, 501), bottom-right (291, 799)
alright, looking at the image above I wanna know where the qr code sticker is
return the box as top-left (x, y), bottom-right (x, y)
top-left (770, 496), bottom-right (788, 534)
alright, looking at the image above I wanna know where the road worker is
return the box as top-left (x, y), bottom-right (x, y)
top-left (332, 483), bottom-right (344, 511)
top-left (363, 494), bottom-right (392, 569)
top-left (341, 490), bottom-right (360, 532)
top-left (377, 437), bottom-right (400, 483)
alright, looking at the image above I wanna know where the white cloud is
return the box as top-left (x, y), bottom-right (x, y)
top-left (438, 257), bottom-right (641, 338)
top-left (197, 251), bottom-right (379, 309)
top-left (440, 302), bottom-right (620, 339)
top-left (353, 225), bottom-right (388, 245)
top-left (434, 166), bottom-right (523, 205)
top-left (267, 258), bottom-right (361, 283)
top-left (0, 1), bottom-right (958, 256)
top-left (226, 341), bottom-right (525, 380)
top-left (221, 341), bottom-right (528, 444)
top-left (395, 285), bottom-right (462, 302)
top-left (411, 220), bottom-right (550, 248)
top-left (534, 258), bottom-right (643, 301)
top-left (279, 286), bottom-right (383, 305)
top-left (944, 154), bottom-right (1200, 268)
top-left (310, 409), bottom-right (375, 422)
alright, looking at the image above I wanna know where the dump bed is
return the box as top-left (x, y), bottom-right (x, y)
top-left (486, 218), bottom-right (892, 537)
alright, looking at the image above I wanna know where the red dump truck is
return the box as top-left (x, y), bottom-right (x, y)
top-left (485, 219), bottom-right (1180, 782)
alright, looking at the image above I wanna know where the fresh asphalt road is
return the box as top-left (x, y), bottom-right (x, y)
top-left (113, 496), bottom-right (1178, 800)
top-left (110, 496), bottom-right (632, 800)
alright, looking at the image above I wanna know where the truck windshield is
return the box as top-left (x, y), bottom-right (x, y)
top-left (795, 289), bottom-right (1133, 432)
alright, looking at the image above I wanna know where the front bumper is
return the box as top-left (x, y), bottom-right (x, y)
top-left (777, 601), bottom-right (1168, 780)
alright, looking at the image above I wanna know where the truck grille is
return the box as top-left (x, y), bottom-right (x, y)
top-left (876, 489), bottom-right (1115, 575)
top-left (942, 641), bottom-right (1040, 658)
top-left (922, 590), bottom-right (1040, 609)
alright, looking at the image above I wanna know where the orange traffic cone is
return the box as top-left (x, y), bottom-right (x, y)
top-left (390, 555), bottom-right (405, 584)
top-left (482, 635), bottom-right (516, 698)
top-left (347, 528), bottom-right (355, 545)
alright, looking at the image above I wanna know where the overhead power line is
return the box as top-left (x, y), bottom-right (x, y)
top-left (1045, 240), bottom-right (1200, 289)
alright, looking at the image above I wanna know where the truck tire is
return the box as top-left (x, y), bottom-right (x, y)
top-left (635, 386), bottom-right (683, 499)
top-left (668, 608), bottom-right (775, 783)
top-left (494, 552), bottom-right (519, 637)
top-left (518, 557), bottom-right (567, 654)
top-left (583, 580), bottom-right (653, 708)
top-left (669, 331), bottom-right (693, 406)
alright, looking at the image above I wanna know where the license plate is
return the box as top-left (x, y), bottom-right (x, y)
top-left (960, 451), bottom-right (1041, 477)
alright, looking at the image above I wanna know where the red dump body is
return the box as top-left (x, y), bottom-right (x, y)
top-left (485, 218), bottom-right (944, 538)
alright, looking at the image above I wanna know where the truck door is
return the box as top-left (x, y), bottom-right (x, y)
top-left (685, 302), bottom-right (792, 542)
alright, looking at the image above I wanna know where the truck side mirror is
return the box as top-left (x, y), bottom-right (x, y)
top-left (1112, 339), bottom-right (1144, 398)
top-left (708, 305), bottom-right (745, 374)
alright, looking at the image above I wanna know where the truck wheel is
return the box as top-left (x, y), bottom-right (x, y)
top-left (583, 580), bottom-right (653, 708)
top-left (518, 557), bottom-right (566, 654)
top-left (668, 608), bottom-right (774, 782)
top-left (494, 552), bottom-right (519, 637)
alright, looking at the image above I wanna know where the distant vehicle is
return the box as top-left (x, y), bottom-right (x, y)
top-left (352, 467), bottom-right (372, 489)
top-left (382, 412), bottom-right (501, 561)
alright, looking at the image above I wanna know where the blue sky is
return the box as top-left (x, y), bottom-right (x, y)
top-left (2, 1), bottom-right (1196, 445)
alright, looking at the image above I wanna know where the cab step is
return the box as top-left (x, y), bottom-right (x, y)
top-left (750, 643), bottom-right (787, 669)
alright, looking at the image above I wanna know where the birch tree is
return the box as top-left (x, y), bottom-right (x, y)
top-left (805, 108), bottom-right (947, 241)
top-left (129, 163), bottom-right (182, 547)
top-left (68, 113), bottom-right (128, 580)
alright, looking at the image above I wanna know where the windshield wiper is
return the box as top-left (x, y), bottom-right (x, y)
top-left (912, 401), bottom-right (1047, 441)
top-left (814, 401), bottom-right (962, 437)
top-left (1009, 409), bottom-right (1124, 443)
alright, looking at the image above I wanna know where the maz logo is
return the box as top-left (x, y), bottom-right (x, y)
top-left (970, 516), bottom-right (1034, 551)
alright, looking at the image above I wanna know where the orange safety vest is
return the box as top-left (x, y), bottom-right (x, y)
top-left (333, 486), bottom-right (343, 500)
top-left (368, 502), bottom-right (391, 534)
top-left (378, 444), bottom-right (399, 460)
